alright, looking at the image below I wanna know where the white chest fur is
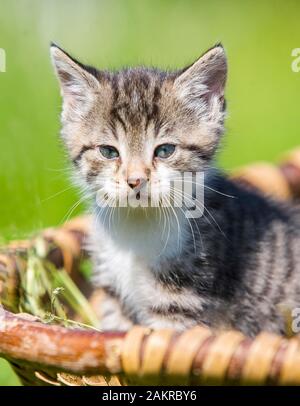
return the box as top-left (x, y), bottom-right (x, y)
top-left (90, 208), bottom-right (206, 329)
top-left (91, 209), bottom-right (182, 302)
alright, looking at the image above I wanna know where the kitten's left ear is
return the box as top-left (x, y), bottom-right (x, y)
top-left (174, 44), bottom-right (227, 110)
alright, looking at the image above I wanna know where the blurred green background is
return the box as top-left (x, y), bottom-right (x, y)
top-left (0, 0), bottom-right (299, 385)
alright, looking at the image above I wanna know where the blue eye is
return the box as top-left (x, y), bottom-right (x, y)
top-left (154, 144), bottom-right (176, 159)
top-left (99, 145), bottom-right (119, 159)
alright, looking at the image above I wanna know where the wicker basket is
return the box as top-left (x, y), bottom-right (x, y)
top-left (1, 150), bottom-right (300, 386)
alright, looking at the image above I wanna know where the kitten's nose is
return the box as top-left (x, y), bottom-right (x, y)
top-left (127, 177), bottom-right (146, 190)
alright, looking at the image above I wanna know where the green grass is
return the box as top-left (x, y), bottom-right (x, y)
top-left (0, 0), bottom-right (300, 385)
top-left (0, 359), bottom-right (20, 386)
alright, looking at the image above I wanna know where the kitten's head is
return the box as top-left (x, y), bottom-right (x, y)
top-left (51, 44), bottom-right (227, 206)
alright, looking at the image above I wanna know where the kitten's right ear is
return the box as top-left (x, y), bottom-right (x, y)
top-left (50, 43), bottom-right (100, 117)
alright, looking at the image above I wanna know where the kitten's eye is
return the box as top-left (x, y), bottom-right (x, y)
top-left (154, 144), bottom-right (176, 159)
top-left (99, 145), bottom-right (119, 159)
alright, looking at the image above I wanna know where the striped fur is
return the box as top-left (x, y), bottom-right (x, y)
top-left (51, 44), bottom-right (300, 336)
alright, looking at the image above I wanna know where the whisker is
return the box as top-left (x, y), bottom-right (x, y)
top-left (204, 185), bottom-right (236, 199)
top-left (171, 177), bottom-right (236, 199)
top-left (175, 186), bottom-right (227, 240)
top-left (41, 185), bottom-right (76, 203)
top-left (157, 199), bottom-right (171, 257)
top-left (170, 188), bottom-right (198, 254)
top-left (168, 203), bottom-right (182, 253)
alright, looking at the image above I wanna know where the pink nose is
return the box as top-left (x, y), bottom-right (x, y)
top-left (127, 177), bottom-right (146, 190)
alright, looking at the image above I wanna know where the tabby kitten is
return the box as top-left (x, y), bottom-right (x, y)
top-left (51, 43), bottom-right (300, 337)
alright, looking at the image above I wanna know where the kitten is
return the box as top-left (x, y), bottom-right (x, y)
top-left (51, 43), bottom-right (300, 337)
